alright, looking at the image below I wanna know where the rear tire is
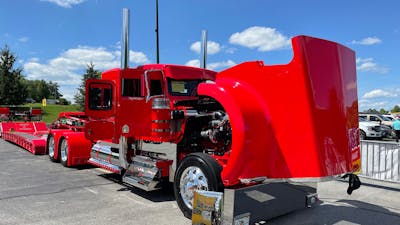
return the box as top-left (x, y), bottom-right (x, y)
top-left (47, 134), bottom-right (58, 162)
top-left (173, 153), bottom-right (223, 219)
top-left (59, 138), bottom-right (69, 167)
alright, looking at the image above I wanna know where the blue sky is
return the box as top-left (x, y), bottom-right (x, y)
top-left (1, 0), bottom-right (399, 111)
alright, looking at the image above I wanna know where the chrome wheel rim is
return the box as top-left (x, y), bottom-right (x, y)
top-left (179, 166), bottom-right (208, 210)
top-left (60, 139), bottom-right (68, 162)
top-left (48, 136), bottom-right (55, 158)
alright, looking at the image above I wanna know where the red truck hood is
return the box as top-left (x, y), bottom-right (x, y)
top-left (198, 35), bottom-right (359, 186)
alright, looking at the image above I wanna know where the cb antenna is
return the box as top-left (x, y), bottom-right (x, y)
top-left (155, 0), bottom-right (160, 64)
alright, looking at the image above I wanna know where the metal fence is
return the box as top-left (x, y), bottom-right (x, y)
top-left (360, 140), bottom-right (400, 183)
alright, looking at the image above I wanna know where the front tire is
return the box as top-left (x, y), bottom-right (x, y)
top-left (173, 153), bottom-right (223, 218)
top-left (59, 138), bottom-right (69, 167)
top-left (359, 130), bottom-right (366, 140)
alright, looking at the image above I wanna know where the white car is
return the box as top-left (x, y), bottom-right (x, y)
top-left (359, 117), bottom-right (383, 140)
top-left (359, 113), bottom-right (393, 127)
top-left (383, 114), bottom-right (395, 121)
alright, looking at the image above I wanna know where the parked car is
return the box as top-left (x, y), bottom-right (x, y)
top-left (358, 117), bottom-right (383, 140)
top-left (359, 113), bottom-right (393, 127)
top-left (359, 113), bottom-right (396, 138)
top-left (382, 114), bottom-right (395, 121)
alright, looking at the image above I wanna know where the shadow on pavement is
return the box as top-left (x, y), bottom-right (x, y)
top-left (98, 172), bottom-right (176, 203)
top-left (268, 199), bottom-right (400, 225)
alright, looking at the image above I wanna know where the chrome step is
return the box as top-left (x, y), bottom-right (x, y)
top-left (123, 174), bottom-right (160, 191)
top-left (122, 155), bottom-right (171, 191)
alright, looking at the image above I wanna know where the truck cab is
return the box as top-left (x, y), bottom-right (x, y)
top-left (85, 64), bottom-right (217, 143)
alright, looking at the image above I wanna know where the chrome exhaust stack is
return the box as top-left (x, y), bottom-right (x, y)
top-left (121, 8), bottom-right (130, 69)
top-left (201, 30), bottom-right (207, 69)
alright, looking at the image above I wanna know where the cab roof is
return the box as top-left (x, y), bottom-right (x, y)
top-left (102, 64), bottom-right (217, 81)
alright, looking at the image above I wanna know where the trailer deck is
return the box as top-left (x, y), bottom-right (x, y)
top-left (0, 122), bottom-right (48, 154)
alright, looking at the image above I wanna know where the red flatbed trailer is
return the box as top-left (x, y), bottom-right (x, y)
top-left (0, 122), bottom-right (48, 154)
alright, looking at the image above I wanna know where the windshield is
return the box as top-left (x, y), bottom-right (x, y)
top-left (167, 79), bottom-right (200, 96)
top-left (381, 116), bottom-right (391, 121)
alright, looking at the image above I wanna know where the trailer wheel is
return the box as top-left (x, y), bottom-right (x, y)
top-left (173, 153), bottom-right (223, 218)
top-left (47, 135), bottom-right (58, 162)
top-left (59, 138), bottom-right (69, 167)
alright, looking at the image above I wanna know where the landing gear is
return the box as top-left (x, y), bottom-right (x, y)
top-left (173, 153), bottom-right (223, 218)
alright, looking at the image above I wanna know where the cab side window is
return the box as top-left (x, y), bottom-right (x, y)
top-left (88, 84), bottom-right (112, 110)
top-left (122, 78), bottom-right (141, 97)
top-left (150, 79), bottom-right (163, 96)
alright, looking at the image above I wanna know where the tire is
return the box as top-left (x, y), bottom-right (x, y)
top-left (173, 153), bottom-right (223, 219)
top-left (59, 138), bottom-right (69, 167)
top-left (359, 130), bottom-right (366, 140)
top-left (47, 134), bottom-right (58, 162)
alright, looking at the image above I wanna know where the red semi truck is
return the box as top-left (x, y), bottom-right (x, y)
top-left (69, 35), bottom-right (359, 218)
top-left (44, 9), bottom-right (361, 219)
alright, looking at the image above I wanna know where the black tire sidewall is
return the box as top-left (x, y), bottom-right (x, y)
top-left (173, 153), bottom-right (222, 218)
top-left (360, 130), bottom-right (366, 140)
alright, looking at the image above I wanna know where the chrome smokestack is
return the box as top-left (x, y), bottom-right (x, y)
top-left (121, 8), bottom-right (130, 69)
top-left (201, 30), bottom-right (207, 69)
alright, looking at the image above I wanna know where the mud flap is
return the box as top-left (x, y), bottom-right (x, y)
top-left (342, 174), bottom-right (361, 195)
top-left (119, 136), bottom-right (128, 169)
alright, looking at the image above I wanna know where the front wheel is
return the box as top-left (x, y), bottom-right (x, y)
top-left (359, 130), bottom-right (366, 140)
top-left (173, 153), bottom-right (223, 218)
top-left (59, 138), bottom-right (69, 167)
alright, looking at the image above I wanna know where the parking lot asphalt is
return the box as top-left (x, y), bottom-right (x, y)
top-left (1, 139), bottom-right (399, 225)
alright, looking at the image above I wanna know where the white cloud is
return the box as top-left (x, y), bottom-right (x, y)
top-left (41, 0), bottom-right (86, 8)
top-left (356, 57), bottom-right (389, 74)
top-left (358, 99), bottom-right (388, 110)
top-left (362, 89), bottom-right (397, 99)
top-left (190, 41), bottom-right (221, 55)
top-left (185, 59), bottom-right (236, 71)
top-left (351, 37), bottom-right (382, 45)
top-left (229, 26), bottom-right (291, 51)
top-left (359, 88), bottom-right (400, 111)
top-left (225, 47), bottom-right (237, 54)
top-left (185, 59), bottom-right (200, 68)
top-left (23, 45), bottom-right (150, 102)
top-left (208, 60), bottom-right (236, 71)
top-left (18, 37), bottom-right (29, 43)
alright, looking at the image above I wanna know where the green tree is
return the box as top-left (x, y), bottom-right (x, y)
top-left (48, 81), bottom-right (62, 99)
top-left (0, 45), bottom-right (27, 105)
top-left (364, 108), bottom-right (379, 114)
top-left (391, 105), bottom-right (400, 113)
top-left (25, 80), bottom-right (50, 102)
top-left (74, 62), bottom-right (101, 111)
top-left (379, 108), bottom-right (388, 114)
